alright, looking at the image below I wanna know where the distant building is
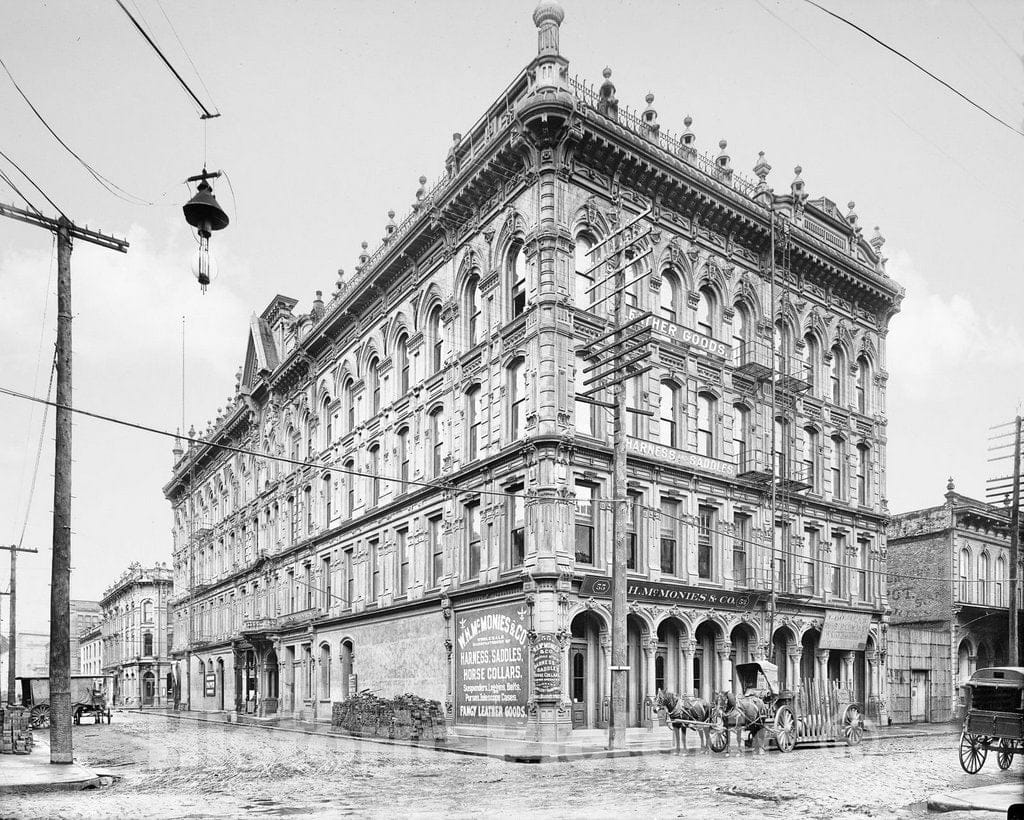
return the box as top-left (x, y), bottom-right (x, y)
top-left (887, 479), bottom-right (1023, 723)
top-left (70, 599), bottom-right (102, 675)
top-left (79, 624), bottom-right (104, 677)
top-left (100, 563), bottom-right (173, 707)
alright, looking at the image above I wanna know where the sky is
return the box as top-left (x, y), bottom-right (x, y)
top-left (1, 0), bottom-right (1023, 634)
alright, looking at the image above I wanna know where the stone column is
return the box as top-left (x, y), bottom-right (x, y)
top-left (716, 640), bottom-right (732, 696)
top-left (643, 637), bottom-right (658, 729)
top-left (787, 647), bottom-right (802, 692)
top-left (816, 649), bottom-right (830, 681)
top-left (682, 641), bottom-right (696, 697)
top-left (841, 651), bottom-right (855, 689)
top-left (600, 634), bottom-right (612, 727)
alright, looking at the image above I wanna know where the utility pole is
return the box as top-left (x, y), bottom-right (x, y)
top-left (1, 545), bottom-right (39, 705)
top-left (0, 202), bottom-right (127, 763)
top-left (986, 415), bottom-right (1022, 666)
top-left (577, 204), bottom-right (653, 749)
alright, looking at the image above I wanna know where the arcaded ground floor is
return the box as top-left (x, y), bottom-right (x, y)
top-left (6, 711), bottom-right (1020, 819)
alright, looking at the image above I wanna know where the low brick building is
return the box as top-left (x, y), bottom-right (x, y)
top-left (887, 479), bottom-right (1022, 723)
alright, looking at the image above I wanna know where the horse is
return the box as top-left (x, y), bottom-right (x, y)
top-left (654, 689), bottom-right (714, 754)
top-left (714, 690), bottom-right (769, 755)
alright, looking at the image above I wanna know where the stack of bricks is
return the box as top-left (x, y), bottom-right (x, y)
top-left (332, 692), bottom-right (446, 742)
top-left (1, 707), bottom-right (34, 754)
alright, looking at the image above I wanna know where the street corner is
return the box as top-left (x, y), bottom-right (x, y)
top-left (927, 784), bottom-right (1023, 815)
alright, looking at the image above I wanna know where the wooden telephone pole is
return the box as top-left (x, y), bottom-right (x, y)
top-left (986, 416), bottom-right (1022, 666)
top-left (1, 544), bottom-right (40, 705)
top-left (0, 202), bottom-right (127, 763)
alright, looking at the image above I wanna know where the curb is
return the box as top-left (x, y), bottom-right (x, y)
top-left (0, 774), bottom-right (102, 795)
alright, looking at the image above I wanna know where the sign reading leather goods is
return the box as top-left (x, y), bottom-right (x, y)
top-left (626, 437), bottom-right (738, 477)
top-left (625, 308), bottom-right (731, 360)
top-left (819, 609), bottom-right (873, 651)
top-left (580, 575), bottom-right (760, 610)
top-left (455, 603), bottom-right (529, 725)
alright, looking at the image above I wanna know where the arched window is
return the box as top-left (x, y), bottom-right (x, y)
top-left (574, 352), bottom-right (596, 438)
top-left (466, 385), bottom-right (482, 461)
top-left (774, 417), bottom-right (790, 477)
top-left (978, 552), bottom-right (989, 605)
top-left (323, 473), bottom-right (332, 526)
top-left (509, 242), bottom-right (527, 318)
top-left (775, 321), bottom-right (792, 375)
top-left (397, 427), bottom-right (409, 492)
top-left (696, 286), bottom-right (715, 337)
top-left (304, 485), bottom-right (313, 533)
top-left (344, 459), bottom-right (355, 515)
top-left (697, 393), bottom-right (716, 457)
top-left (368, 444), bottom-right (380, 507)
top-left (343, 378), bottom-right (356, 433)
top-left (660, 381), bottom-right (681, 447)
top-left (574, 233), bottom-right (596, 307)
top-left (305, 415), bottom-right (315, 460)
top-left (733, 404), bottom-right (750, 468)
top-left (856, 355), bottom-right (871, 414)
top-left (856, 444), bottom-right (870, 505)
top-left (802, 334), bottom-right (818, 390)
top-left (143, 631), bottom-right (153, 656)
top-left (660, 269), bottom-right (682, 322)
top-left (396, 333), bottom-right (410, 394)
top-left (804, 427), bottom-right (819, 492)
top-left (732, 304), bottom-right (750, 362)
top-left (367, 356), bottom-right (380, 416)
top-left (508, 357), bottom-right (527, 440)
top-left (320, 643), bottom-right (331, 700)
top-left (959, 547), bottom-right (971, 602)
top-left (322, 396), bottom-right (333, 448)
top-left (142, 600), bottom-right (153, 623)
top-left (465, 273), bottom-right (482, 346)
top-left (831, 436), bottom-right (846, 501)
top-left (829, 345), bottom-right (845, 405)
top-left (428, 305), bottom-right (444, 373)
top-left (429, 407), bottom-right (444, 477)
top-left (996, 556), bottom-right (1006, 606)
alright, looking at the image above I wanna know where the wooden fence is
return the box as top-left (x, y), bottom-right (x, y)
top-left (793, 678), bottom-right (852, 742)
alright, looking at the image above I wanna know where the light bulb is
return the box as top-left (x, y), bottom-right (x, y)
top-left (191, 231), bottom-right (218, 293)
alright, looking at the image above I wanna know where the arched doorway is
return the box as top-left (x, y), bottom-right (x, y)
top-left (730, 623), bottom-right (757, 694)
top-left (801, 628), bottom-right (820, 680)
top-left (626, 614), bottom-right (648, 727)
top-left (694, 621), bottom-right (723, 700)
top-left (166, 671), bottom-right (174, 706)
top-left (655, 618), bottom-right (688, 695)
top-left (142, 671), bottom-right (155, 706)
top-left (244, 650), bottom-right (257, 711)
top-left (216, 658), bottom-right (225, 711)
top-left (772, 626), bottom-right (797, 690)
top-left (569, 611), bottom-right (605, 729)
top-left (340, 640), bottom-right (355, 700)
top-left (265, 649), bottom-right (279, 700)
top-left (319, 643), bottom-right (332, 703)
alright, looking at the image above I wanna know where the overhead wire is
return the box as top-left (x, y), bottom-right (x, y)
top-left (801, 0), bottom-right (1024, 138)
top-left (0, 165), bottom-right (41, 215)
top-left (0, 55), bottom-right (153, 206)
top-left (0, 148), bottom-right (66, 218)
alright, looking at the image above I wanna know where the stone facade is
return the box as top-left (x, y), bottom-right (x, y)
top-left (70, 599), bottom-right (101, 675)
top-left (887, 480), bottom-right (1023, 723)
top-left (100, 563), bottom-right (173, 707)
top-left (79, 625), bottom-right (104, 677)
top-left (165, 3), bottom-right (903, 739)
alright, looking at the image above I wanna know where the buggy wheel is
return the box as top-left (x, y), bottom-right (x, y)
top-left (709, 715), bottom-right (728, 753)
top-left (774, 706), bottom-right (796, 753)
top-left (29, 704), bottom-right (50, 729)
top-left (958, 731), bottom-right (987, 774)
top-left (997, 739), bottom-right (1014, 770)
top-left (842, 704), bottom-right (864, 746)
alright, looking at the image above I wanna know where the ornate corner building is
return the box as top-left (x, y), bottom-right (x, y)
top-left (164, 3), bottom-right (903, 740)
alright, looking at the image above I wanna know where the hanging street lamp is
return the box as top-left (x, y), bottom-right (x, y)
top-left (183, 169), bottom-right (230, 292)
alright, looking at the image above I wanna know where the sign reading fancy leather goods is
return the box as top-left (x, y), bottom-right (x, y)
top-left (580, 576), bottom-right (760, 610)
top-left (455, 603), bottom-right (529, 725)
top-left (819, 609), bottom-right (873, 651)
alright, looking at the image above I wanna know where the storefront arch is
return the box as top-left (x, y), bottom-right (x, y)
top-left (654, 617), bottom-right (689, 696)
top-left (801, 628), bottom-right (821, 680)
top-left (340, 639), bottom-right (355, 699)
top-left (694, 620), bottom-right (725, 700)
top-left (729, 623), bottom-right (757, 694)
top-left (569, 610), bottom-right (606, 729)
top-left (772, 624), bottom-right (799, 690)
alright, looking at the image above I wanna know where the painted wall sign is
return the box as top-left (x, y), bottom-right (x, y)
top-left (625, 308), bottom-right (731, 360)
top-left (626, 437), bottom-right (738, 477)
top-left (580, 575), bottom-right (760, 610)
top-left (204, 672), bottom-right (216, 697)
top-left (532, 634), bottom-right (561, 696)
top-left (819, 610), bottom-right (874, 651)
top-left (455, 602), bottom-right (529, 725)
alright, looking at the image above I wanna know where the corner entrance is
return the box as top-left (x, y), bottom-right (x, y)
top-left (569, 611), bottom-right (606, 729)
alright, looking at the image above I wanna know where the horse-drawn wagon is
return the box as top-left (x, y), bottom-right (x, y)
top-left (17, 676), bottom-right (113, 728)
top-left (710, 660), bottom-right (864, 753)
top-left (957, 666), bottom-right (1023, 773)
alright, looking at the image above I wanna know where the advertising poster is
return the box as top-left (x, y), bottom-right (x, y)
top-left (533, 634), bottom-right (561, 696)
top-left (820, 610), bottom-right (873, 651)
top-left (455, 602), bottom-right (529, 725)
top-left (204, 672), bottom-right (216, 697)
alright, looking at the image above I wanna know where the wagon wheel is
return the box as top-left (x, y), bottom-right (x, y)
top-left (708, 717), bottom-right (728, 754)
top-left (29, 704), bottom-right (50, 729)
top-left (997, 739), bottom-right (1014, 770)
top-left (958, 731), bottom-right (987, 774)
top-left (774, 706), bottom-right (796, 753)
top-left (842, 704), bottom-right (864, 746)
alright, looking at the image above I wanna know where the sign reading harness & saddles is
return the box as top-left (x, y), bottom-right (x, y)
top-left (455, 602), bottom-right (529, 725)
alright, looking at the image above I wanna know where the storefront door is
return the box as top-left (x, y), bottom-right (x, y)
top-left (571, 643), bottom-right (587, 729)
top-left (910, 670), bottom-right (928, 722)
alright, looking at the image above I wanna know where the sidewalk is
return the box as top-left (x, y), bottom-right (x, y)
top-left (146, 707), bottom-right (956, 763)
top-left (0, 736), bottom-right (104, 794)
top-left (928, 783), bottom-right (1022, 815)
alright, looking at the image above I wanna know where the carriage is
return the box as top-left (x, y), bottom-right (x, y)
top-left (957, 666), bottom-right (1024, 773)
top-left (17, 676), bottom-right (113, 728)
top-left (709, 660), bottom-right (864, 753)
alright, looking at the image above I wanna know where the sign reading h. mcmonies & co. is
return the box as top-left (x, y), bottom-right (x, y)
top-left (454, 602), bottom-right (529, 725)
top-left (579, 575), bottom-right (760, 610)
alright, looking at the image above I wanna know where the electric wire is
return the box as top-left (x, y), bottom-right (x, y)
top-left (0, 148), bottom-right (66, 218)
top-left (154, 0), bottom-right (218, 107)
top-left (0, 55), bottom-right (153, 206)
top-left (0, 166), bottom-right (41, 215)
top-left (964, 0), bottom-right (1021, 60)
top-left (801, 0), bottom-right (1024, 138)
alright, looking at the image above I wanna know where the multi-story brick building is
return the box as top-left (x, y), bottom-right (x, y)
top-left (887, 479), bottom-right (1022, 723)
top-left (100, 563), bottom-right (173, 707)
top-left (79, 624), bottom-right (104, 677)
top-left (164, 2), bottom-right (903, 739)
top-left (70, 599), bottom-right (101, 675)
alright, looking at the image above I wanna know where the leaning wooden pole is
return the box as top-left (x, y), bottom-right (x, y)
top-left (49, 217), bottom-right (73, 763)
top-left (7, 547), bottom-right (16, 705)
top-left (1008, 416), bottom-right (1021, 666)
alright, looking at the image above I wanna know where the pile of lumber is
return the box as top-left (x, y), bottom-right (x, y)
top-left (332, 691), bottom-right (446, 742)
top-left (0, 707), bottom-right (34, 754)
